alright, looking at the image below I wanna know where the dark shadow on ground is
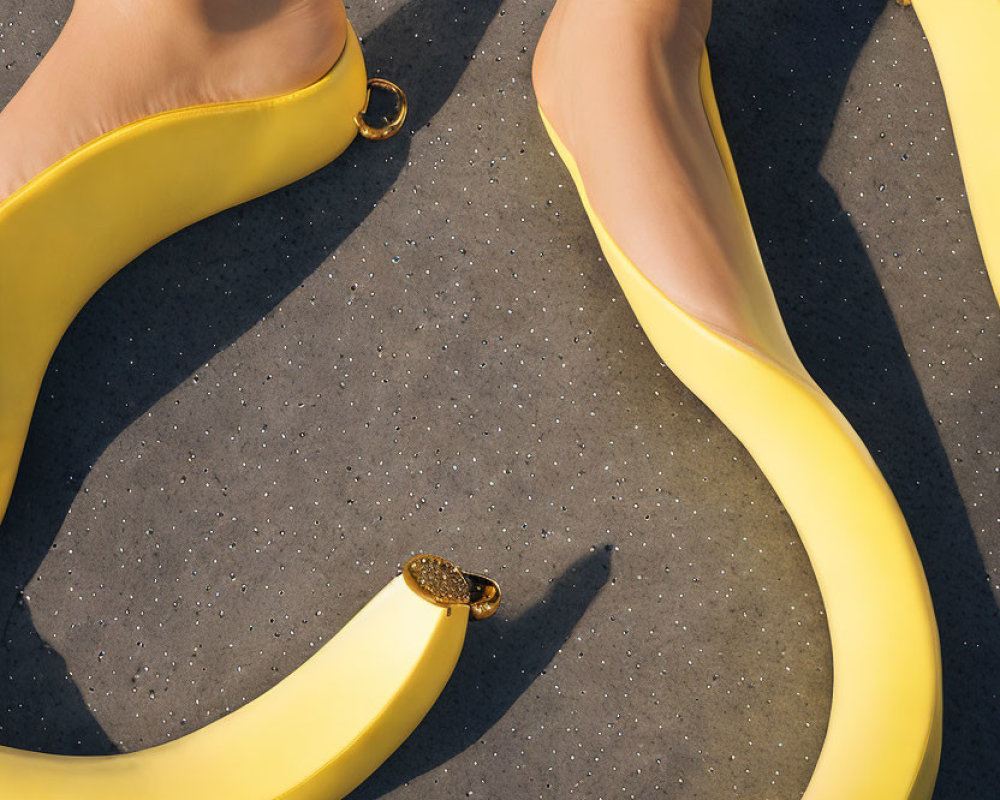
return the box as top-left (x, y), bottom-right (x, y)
top-left (349, 548), bottom-right (611, 800)
top-left (709, 1), bottom-right (1000, 796)
top-left (0, 0), bottom-right (504, 755)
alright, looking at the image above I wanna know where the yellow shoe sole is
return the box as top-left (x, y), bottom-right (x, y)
top-left (0, 24), bottom-right (370, 526)
top-left (537, 47), bottom-right (942, 800)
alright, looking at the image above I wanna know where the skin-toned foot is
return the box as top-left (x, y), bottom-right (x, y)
top-left (533, 0), bottom-right (797, 363)
top-left (535, 10), bottom-right (944, 800)
top-left (0, 0), bottom-right (347, 203)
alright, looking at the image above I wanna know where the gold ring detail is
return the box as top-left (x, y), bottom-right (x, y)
top-left (355, 78), bottom-right (408, 141)
top-left (403, 554), bottom-right (501, 621)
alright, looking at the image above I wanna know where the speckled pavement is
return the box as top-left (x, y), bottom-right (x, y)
top-left (0, 1), bottom-right (997, 798)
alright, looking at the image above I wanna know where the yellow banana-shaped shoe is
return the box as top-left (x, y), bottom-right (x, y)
top-left (899, 0), bottom-right (1000, 302)
top-left (0, 553), bottom-right (500, 799)
top-left (537, 49), bottom-right (942, 800)
top-left (0, 22), bottom-right (406, 528)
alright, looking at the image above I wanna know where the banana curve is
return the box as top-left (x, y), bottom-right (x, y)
top-left (0, 555), bottom-right (496, 799)
top-left (536, 47), bottom-right (942, 800)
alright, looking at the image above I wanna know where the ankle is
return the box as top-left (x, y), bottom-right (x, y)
top-left (192, 1), bottom-right (350, 98)
top-left (0, 0), bottom-right (349, 204)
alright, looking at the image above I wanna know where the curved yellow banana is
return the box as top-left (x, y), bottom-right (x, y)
top-left (0, 24), bottom-right (379, 527)
top-left (902, 0), bottom-right (1000, 303)
top-left (0, 554), bottom-right (499, 799)
top-left (537, 49), bottom-right (942, 800)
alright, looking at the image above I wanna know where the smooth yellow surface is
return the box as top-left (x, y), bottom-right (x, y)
top-left (0, 25), bottom-right (369, 527)
top-left (0, 574), bottom-right (469, 799)
top-left (537, 48), bottom-right (942, 800)
top-left (910, 0), bottom-right (1000, 302)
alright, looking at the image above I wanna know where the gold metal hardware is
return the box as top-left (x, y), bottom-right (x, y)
top-left (403, 554), bottom-right (501, 620)
top-left (355, 78), bottom-right (408, 141)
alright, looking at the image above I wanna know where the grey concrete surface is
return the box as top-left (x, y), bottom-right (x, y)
top-left (0, 1), bottom-right (997, 798)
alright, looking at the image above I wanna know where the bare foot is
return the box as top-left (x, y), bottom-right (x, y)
top-left (0, 0), bottom-right (347, 203)
top-left (533, 0), bottom-right (796, 361)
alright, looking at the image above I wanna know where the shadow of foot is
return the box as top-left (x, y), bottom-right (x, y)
top-left (0, 593), bottom-right (114, 754)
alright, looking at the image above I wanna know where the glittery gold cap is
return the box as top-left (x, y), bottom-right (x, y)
top-left (403, 554), bottom-right (501, 620)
